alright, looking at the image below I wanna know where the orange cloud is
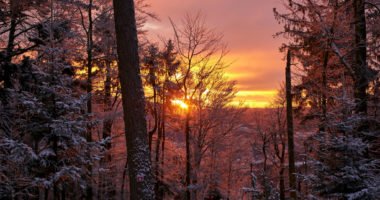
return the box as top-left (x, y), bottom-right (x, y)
top-left (145, 0), bottom-right (286, 107)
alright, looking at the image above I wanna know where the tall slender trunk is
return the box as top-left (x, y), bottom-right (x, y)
top-left (103, 59), bottom-right (112, 149)
top-left (353, 0), bottom-right (368, 116)
top-left (192, 144), bottom-right (202, 200)
top-left (113, 0), bottom-right (155, 198)
top-left (149, 85), bottom-right (158, 152)
top-left (286, 50), bottom-right (297, 199)
top-left (86, 0), bottom-right (93, 116)
top-left (279, 160), bottom-right (285, 200)
top-left (320, 0), bottom-right (338, 133)
top-left (4, 0), bottom-right (18, 89)
top-left (99, 59), bottom-right (114, 200)
top-left (155, 90), bottom-right (166, 199)
top-left (185, 109), bottom-right (191, 200)
top-left (49, 2), bottom-right (60, 199)
top-left (262, 138), bottom-right (269, 200)
top-left (154, 118), bottom-right (162, 199)
top-left (277, 108), bottom-right (286, 200)
top-left (192, 113), bottom-right (203, 200)
top-left (85, 2), bottom-right (93, 199)
top-left (320, 51), bottom-right (329, 132)
top-left (160, 102), bottom-right (166, 199)
top-left (151, 73), bottom-right (161, 197)
top-left (120, 158), bottom-right (128, 199)
top-left (52, 93), bottom-right (59, 200)
top-left (6, 0), bottom-right (16, 61)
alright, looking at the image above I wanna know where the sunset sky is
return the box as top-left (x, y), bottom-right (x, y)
top-left (145, 0), bottom-right (286, 108)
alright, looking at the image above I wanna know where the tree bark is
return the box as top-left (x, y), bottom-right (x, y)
top-left (148, 57), bottom-right (159, 152)
top-left (286, 50), bottom-right (297, 200)
top-left (103, 59), bottom-right (113, 149)
top-left (262, 137), bottom-right (269, 200)
top-left (149, 83), bottom-right (158, 152)
top-left (320, 50), bottom-right (329, 132)
top-left (85, 2), bottom-right (94, 199)
top-left (159, 104), bottom-right (166, 200)
top-left (99, 58), bottom-right (114, 200)
top-left (112, 0), bottom-right (155, 199)
top-left (86, 0), bottom-right (93, 117)
top-left (353, 0), bottom-right (368, 116)
top-left (185, 110), bottom-right (191, 200)
top-left (155, 91), bottom-right (167, 199)
top-left (279, 161), bottom-right (285, 200)
top-left (4, 0), bottom-right (18, 89)
top-left (121, 158), bottom-right (128, 199)
top-left (154, 117), bottom-right (162, 199)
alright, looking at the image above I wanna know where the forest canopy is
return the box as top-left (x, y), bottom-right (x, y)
top-left (0, 0), bottom-right (379, 200)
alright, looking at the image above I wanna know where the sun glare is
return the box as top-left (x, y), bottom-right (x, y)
top-left (171, 99), bottom-right (189, 109)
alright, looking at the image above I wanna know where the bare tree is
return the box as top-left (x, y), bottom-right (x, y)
top-left (170, 12), bottom-right (228, 200)
top-left (191, 73), bottom-right (243, 199)
top-left (141, 41), bottom-right (182, 199)
top-left (270, 88), bottom-right (287, 200)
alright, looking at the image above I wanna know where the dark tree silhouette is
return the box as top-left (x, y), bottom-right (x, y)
top-left (113, 0), bottom-right (155, 199)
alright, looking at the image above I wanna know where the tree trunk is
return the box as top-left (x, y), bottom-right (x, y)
top-left (103, 59), bottom-right (113, 149)
top-left (160, 104), bottom-right (166, 200)
top-left (154, 118), bottom-right (163, 199)
top-left (86, 0), bottom-right (93, 117)
top-left (149, 86), bottom-right (158, 152)
top-left (320, 51), bottom-right (329, 132)
top-left (99, 58), bottom-right (114, 200)
top-left (192, 144), bottom-right (202, 200)
top-left (353, 0), bottom-right (368, 116)
top-left (120, 158), bottom-right (128, 199)
top-left (279, 161), bottom-right (285, 200)
top-left (112, 0), bottom-right (155, 199)
top-left (286, 50), bottom-right (297, 200)
top-left (4, 0), bottom-right (18, 89)
top-left (262, 138), bottom-right (269, 200)
top-left (185, 110), bottom-right (191, 200)
top-left (154, 91), bottom-right (167, 199)
top-left (85, 2), bottom-right (93, 199)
